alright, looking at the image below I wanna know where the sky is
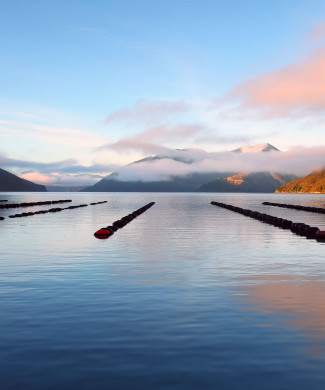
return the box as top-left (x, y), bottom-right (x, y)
top-left (1, 0), bottom-right (325, 186)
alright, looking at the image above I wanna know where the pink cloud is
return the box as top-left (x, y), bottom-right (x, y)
top-left (102, 139), bottom-right (170, 155)
top-left (21, 172), bottom-right (57, 185)
top-left (20, 171), bottom-right (103, 186)
top-left (228, 48), bottom-right (325, 117)
top-left (306, 21), bottom-right (325, 43)
top-left (97, 124), bottom-right (207, 154)
top-left (134, 124), bottom-right (204, 143)
top-left (97, 122), bottom-right (247, 155)
top-left (105, 100), bottom-right (190, 124)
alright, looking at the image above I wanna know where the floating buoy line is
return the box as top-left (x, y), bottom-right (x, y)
top-left (211, 201), bottom-right (325, 242)
top-left (0, 200), bottom-right (8, 202)
top-left (262, 201), bottom-right (325, 214)
top-left (0, 199), bottom-right (72, 210)
top-left (6, 201), bottom-right (107, 219)
top-left (94, 202), bottom-right (155, 239)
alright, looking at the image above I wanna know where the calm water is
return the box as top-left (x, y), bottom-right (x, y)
top-left (1, 192), bottom-right (325, 390)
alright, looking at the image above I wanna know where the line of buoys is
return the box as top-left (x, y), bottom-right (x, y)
top-left (8, 200), bottom-right (108, 219)
top-left (66, 204), bottom-right (88, 210)
top-left (0, 199), bottom-right (72, 209)
top-left (211, 201), bottom-right (325, 241)
top-left (94, 202), bottom-right (155, 239)
top-left (0, 197), bottom-right (8, 218)
top-left (9, 203), bottom-right (86, 218)
top-left (89, 201), bottom-right (107, 205)
top-left (262, 201), bottom-right (325, 214)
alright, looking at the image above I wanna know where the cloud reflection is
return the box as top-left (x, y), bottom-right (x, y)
top-left (239, 274), bottom-right (325, 359)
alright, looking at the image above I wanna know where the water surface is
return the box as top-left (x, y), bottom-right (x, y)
top-left (1, 192), bottom-right (325, 389)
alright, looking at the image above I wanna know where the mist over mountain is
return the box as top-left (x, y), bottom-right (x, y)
top-left (82, 143), bottom-right (296, 192)
top-left (0, 168), bottom-right (47, 192)
top-left (82, 171), bottom-right (233, 192)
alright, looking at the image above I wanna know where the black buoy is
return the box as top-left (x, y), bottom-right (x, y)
top-left (305, 227), bottom-right (320, 239)
top-left (211, 201), bottom-right (322, 242)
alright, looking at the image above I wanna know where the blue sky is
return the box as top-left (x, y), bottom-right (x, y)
top-left (1, 0), bottom-right (325, 185)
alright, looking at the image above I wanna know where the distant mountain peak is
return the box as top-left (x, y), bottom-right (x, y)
top-left (233, 143), bottom-right (280, 153)
top-left (131, 149), bottom-right (198, 166)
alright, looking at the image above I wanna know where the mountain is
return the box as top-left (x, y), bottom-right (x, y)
top-left (276, 169), bottom-right (325, 193)
top-left (132, 149), bottom-right (196, 165)
top-left (233, 143), bottom-right (280, 153)
top-left (82, 148), bottom-right (234, 192)
top-left (82, 143), bottom-right (291, 193)
top-left (82, 171), bottom-right (232, 192)
top-left (198, 172), bottom-right (296, 193)
top-left (0, 168), bottom-right (47, 192)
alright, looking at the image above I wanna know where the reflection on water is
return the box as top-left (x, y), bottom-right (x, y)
top-left (238, 274), bottom-right (325, 356)
top-left (1, 192), bottom-right (325, 389)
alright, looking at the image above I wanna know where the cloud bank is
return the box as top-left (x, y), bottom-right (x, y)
top-left (111, 146), bottom-right (325, 182)
top-left (0, 153), bottom-right (120, 186)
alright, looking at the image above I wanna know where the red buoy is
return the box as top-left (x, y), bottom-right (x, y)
top-left (94, 228), bottom-right (112, 239)
top-left (316, 231), bottom-right (325, 241)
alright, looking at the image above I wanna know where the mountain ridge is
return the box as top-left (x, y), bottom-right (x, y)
top-left (0, 168), bottom-right (47, 192)
top-left (198, 172), bottom-right (296, 193)
top-left (276, 169), bottom-right (325, 193)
